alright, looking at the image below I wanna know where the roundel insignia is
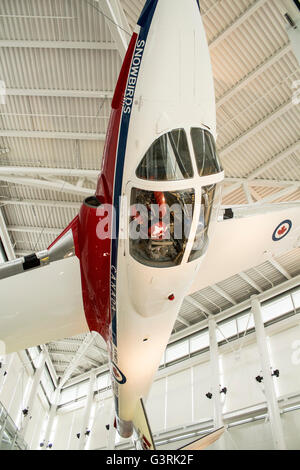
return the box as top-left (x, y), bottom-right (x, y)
top-left (272, 220), bottom-right (292, 242)
top-left (112, 363), bottom-right (127, 385)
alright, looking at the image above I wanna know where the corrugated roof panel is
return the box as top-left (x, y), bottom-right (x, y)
top-left (0, 0), bottom-right (112, 42)
top-left (0, 137), bottom-right (104, 170)
top-left (0, 47), bottom-right (120, 91)
top-left (220, 108), bottom-right (300, 178)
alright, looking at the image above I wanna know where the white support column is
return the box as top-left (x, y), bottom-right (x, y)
top-left (208, 316), bottom-right (223, 430)
top-left (0, 208), bottom-right (15, 260)
top-left (20, 352), bottom-right (46, 437)
top-left (0, 354), bottom-right (13, 392)
top-left (78, 372), bottom-right (96, 450)
top-left (42, 387), bottom-right (61, 450)
top-left (0, 357), bottom-right (6, 391)
top-left (251, 296), bottom-right (286, 450)
top-left (107, 402), bottom-right (116, 450)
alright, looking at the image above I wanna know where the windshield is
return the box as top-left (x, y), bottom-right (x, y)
top-left (188, 184), bottom-right (217, 262)
top-left (129, 188), bottom-right (194, 267)
top-left (136, 129), bottom-right (194, 181)
top-left (191, 128), bottom-right (222, 176)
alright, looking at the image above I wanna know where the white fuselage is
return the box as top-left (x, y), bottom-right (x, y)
top-left (109, 0), bottom-right (224, 433)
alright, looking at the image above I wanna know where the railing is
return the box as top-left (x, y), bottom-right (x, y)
top-left (0, 401), bottom-right (28, 450)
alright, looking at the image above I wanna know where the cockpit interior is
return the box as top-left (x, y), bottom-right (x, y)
top-left (129, 128), bottom-right (222, 268)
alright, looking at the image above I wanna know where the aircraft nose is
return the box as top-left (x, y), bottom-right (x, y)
top-left (138, 0), bottom-right (201, 30)
top-left (137, 0), bottom-right (159, 29)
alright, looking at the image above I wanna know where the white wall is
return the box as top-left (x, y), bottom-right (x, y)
top-left (0, 352), bottom-right (49, 449)
top-left (2, 315), bottom-right (300, 450)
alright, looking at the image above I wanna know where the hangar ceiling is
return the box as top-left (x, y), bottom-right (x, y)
top-left (0, 0), bottom-right (299, 381)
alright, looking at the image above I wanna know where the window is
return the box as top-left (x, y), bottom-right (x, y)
top-left (191, 128), bottom-right (222, 177)
top-left (216, 320), bottom-right (238, 342)
top-left (188, 184), bottom-right (217, 262)
top-left (41, 366), bottom-right (55, 401)
top-left (136, 129), bottom-right (193, 181)
top-left (59, 380), bottom-right (89, 406)
top-left (166, 341), bottom-right (189, 363)
top-left (262, 295), bottom-right (294, 322)
top-left (237, 313), bottom-right (254, 335)
top-left (292, 289), bottom-right (300, 309)
top-left (129, 187), bottom-right (194, 267)
top-left (97, 373), bottom-right (110, 390)
top-left (190, 331), bottom-right (209, 353)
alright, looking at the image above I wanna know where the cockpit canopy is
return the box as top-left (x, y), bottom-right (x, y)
top-left (136, 127), bottom-right (222, 181)
top-left (191, 128), bottom-right (222, 176)
top-left (136, 129), bottom-right (193, 181)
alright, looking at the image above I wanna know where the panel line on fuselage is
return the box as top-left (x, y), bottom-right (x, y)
top-left (110, 0), bottom-right (159, 417)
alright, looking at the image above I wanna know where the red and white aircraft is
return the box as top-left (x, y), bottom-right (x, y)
top-left (0, 0), bottom-right (299, 450)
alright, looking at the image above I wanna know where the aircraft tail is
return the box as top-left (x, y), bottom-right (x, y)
top-left (132, 398), bottom-right (224, 450)
top-left (132, 399), bottom-right (156, 450)
top-left (179, 427), bottom-right (225, 450)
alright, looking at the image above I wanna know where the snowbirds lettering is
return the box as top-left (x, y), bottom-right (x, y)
top-left (1, 0), bottom-right (299, 450)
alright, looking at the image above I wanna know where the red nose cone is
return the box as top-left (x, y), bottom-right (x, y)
top-left (168, 294), bottom-right (175, 301)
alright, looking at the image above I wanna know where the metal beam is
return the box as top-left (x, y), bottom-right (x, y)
top-left (59, 332), bottom-right (99, 388)
top-left (251, 296), bottom-right (286, 449)
top-left (0, 166), bottom-right (99, 179)
top-left (0, 198), bottom-right (81, 210)
top-left (0, 130), bottom-right (106, 140)
top-left (0, 175), bottom-right (93, 197)
top-left (40, 344), bottom-right (58, 385)
top-left (20, 352), bottom-right (46, 437)
top-left (8, 225), bottom-right (62, 236)
top-left (107, 403), bottom-right (117, 450)
top-left (177, 315), bottom-right (191, 327)
top-left (219, 101), bottom-right (294, 158)
top-left (209, 0), bottom-right (267, 50)
top-left (223, 141), bottom-right (300, 198)
top-left (185, 296), bottom-right (211, 317)
top-left (6, 88), bottom-right (113, 99)
top-left (225, 177), bottom-right (300, 189)
top-left (0, 208), bottom-right (15, 260)
top-left (217, 44), bottom-right (292, 108)
top-left (255, 185), bottom-right (299, 204)
top-left (208, 317), bottom-right (224, 439)
top-left (51, 352), bottom-right (101, 368)
top-left (49, 339), bottom-right (108, 359)
top-left (211, 285), bottom-right (237, 305)
top-left (42, 387), bottom-right (61, 450)
top-left (267, 256), bottom-right (292, 280)
top-left (249, 141), bottom-right (300, 180)
top-left (78, 372), bottom-right (96, 450)
top-left (0, 40), bottom-right (117, 50)
top-left (243, 182), bottom-right (253, 204)
top-left (239, 272), bottom-right (263, 293)
top-left (98, 0), bottom-right (131, 60)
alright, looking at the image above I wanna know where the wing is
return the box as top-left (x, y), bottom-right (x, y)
top-left (190, 202), bottom-right (300, 294)
top-left (0, 218), bottom-right (89, 353)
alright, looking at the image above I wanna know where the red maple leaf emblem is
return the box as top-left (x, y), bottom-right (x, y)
top-left (278, 226), bottom-right (287, 236)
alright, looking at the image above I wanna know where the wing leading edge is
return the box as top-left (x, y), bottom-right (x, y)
top-left (0, 218), bottom-right (89, 353)
top-left (190, 203), bottom-right (300, 295)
